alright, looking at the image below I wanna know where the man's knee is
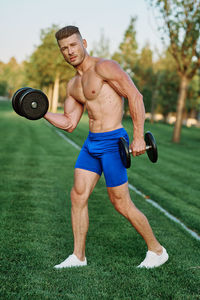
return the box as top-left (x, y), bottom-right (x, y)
top-left (70, 186), bottom-right (88, 208)
top-left (108, 184), bottom-right (136, 216)
top-left (109, 192), bottom-right (128, 215)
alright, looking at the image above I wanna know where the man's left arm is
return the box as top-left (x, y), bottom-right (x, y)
top-left (95, 59), bottom-right (146, 156)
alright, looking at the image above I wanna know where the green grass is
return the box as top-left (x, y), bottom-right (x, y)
top-left (0, 101), bottom-right (200, 299)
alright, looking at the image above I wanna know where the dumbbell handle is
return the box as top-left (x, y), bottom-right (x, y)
top-left (129, 145), bottom-right (152, 153)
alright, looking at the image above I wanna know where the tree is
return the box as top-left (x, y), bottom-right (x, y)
top-left (112, 17), bottom-right (139, 115)
top-left (136, 44), bottom-right (157, 120)
top-left (0, 80), bottom-right (8, 96)
top-left (112, 17), bottom-right (138, 73)
top-left (0, 58), bottom-right (25, 98)
top-left (156, 69), bottom-right (179, 120)
top-left (148, 0), bottom-right (200, 142)
top-left (92, 29), bottom-right (110, 58)
top-left (154, 49), bottom-right (180, 121)
top-left (186, 74), bottom-right (200, 117)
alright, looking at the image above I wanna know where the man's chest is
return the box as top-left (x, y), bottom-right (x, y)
top-left (70, 71), bottom-right (104, 104)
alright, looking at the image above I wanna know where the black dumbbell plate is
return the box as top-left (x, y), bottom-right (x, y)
top-left (20, 89), bottom-right (49, 120)
top-left (12, 87), bottom-right (33, 116)
top-left (119, 137), bottom-right (131, 168)
top-left (145, 131), bottom-right (158, 163)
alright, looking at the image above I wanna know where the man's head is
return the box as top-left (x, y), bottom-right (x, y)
top-left (55, 25), bottom-right (82, 41)
top-left (55, 26), bottom-right (87, 67)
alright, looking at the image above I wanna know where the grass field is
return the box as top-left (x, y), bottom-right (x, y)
top-left (0, 100), bottom-right (200, 299)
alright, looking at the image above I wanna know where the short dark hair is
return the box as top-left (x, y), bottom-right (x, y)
top-left (55, 26), bottom-right (82, 41)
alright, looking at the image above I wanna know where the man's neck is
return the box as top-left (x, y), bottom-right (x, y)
top-left (75, 55), bottom-right (94, 75)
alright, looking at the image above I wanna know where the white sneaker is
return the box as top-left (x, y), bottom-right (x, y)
top-left (54, 254), bottom-right (87, 269)
top-left (137, 247), bottom-right (169, 268)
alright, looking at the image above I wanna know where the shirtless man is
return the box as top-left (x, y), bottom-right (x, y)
top-left (44, 26), bottom-right (169, 269)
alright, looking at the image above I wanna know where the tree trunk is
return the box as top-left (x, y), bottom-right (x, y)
top-left (172, 76), bottom-right (189, 143)
top-left (47, 84), bottom-right (53, 111)
top-left (150, 90), bottom-right (158, 124)
top-left (51, 74), bottom-right (60, 113)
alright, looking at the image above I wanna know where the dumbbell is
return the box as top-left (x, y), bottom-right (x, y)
top-left (12, 87), bottom-right (49, 120)
top-left (119, 131), bottom-right (158, 168)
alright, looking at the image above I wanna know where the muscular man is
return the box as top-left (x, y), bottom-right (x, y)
top-left (44, 26), bottom-right (169, 269)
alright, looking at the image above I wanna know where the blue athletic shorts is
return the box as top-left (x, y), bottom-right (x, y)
top-left (75, 128), bottom-right (129, 187)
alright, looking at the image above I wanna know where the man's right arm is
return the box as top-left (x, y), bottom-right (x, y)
top-left (44, 86), bottom-right (84, 133)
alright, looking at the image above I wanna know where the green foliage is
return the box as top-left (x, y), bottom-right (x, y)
top-left (112, 17), bottom-right (140, 115)
top-left (187, 74), bottom-right (200, 114)
top-left (111, 16), bottom-right (199, 119)
top-left (0, 81), bottom-right (8, 96)
top-left (0, 58), bottom-right (26, 97)
top-left (153, 49), bottom-right (180, 117)
top-left (156, 69), bottom-right (180, 117)
top-left (147, 0), bottom-right (200, 142)
top-left (148, 0), bottom-right (200, 78)
top-left (112, 17), bottom-right (138, 72)
top-left (91, 29), bottom-right (110, 58)
top-left (135, 44), bottom-right (156, 112)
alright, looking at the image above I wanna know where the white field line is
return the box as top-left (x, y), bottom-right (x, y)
top-left (55, 128), bottom-right (81, 151)
top-left (47, 122), bottom-right (200, 242)
top-left (128, 184), bottom-right (200, 241)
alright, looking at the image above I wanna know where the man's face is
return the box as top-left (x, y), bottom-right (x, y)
top-left (58, 34), bottom-right (87, 67)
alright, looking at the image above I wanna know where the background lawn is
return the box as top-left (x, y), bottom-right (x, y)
top-left (0, 100), bottom-right (200, 299)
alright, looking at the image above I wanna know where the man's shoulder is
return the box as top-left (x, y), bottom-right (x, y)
top-left (95, 58), bottom-right (122, 79)
top-left (67, 74), bottom-right (79, 88)
top-left (66, 76), bottom-right (79, 97)
top-left (95, 58), bottom-right (119, 69)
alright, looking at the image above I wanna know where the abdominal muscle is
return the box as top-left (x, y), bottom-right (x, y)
top-left (86, 83), bottom-right (124, 133)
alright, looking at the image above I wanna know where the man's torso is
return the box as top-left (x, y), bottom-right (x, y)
top-left (69, 58), bottom-right (124, 133)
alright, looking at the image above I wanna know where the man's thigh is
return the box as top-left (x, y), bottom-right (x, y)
top-left (73, 168), bottom-right (100, 197)
top-left (101, 151), bottom-right (128, 188)
top-left (75, 146), bottom-right (102, 177)
top-left (107, 181), bottom-right (130, 201)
